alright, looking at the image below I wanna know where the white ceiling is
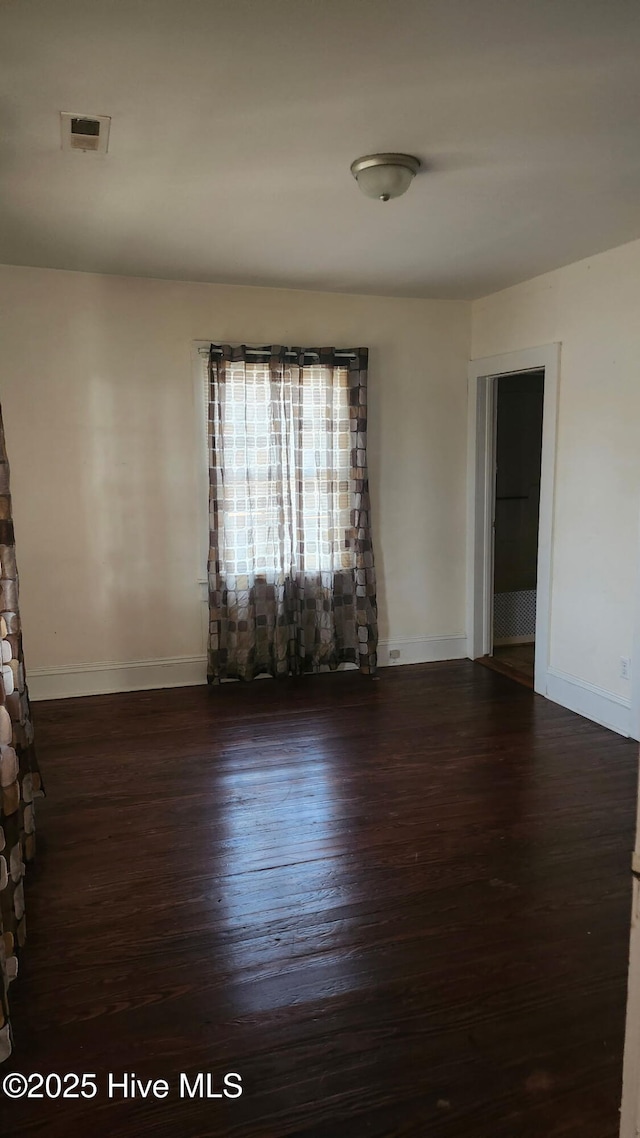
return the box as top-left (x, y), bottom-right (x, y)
top-left (2, 0), bottom-right (640, 300)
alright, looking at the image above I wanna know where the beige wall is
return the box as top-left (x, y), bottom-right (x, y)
top-left (0, 264), bottom-right (470, 677)
top-left (472, 237), bottom-right (640, 701)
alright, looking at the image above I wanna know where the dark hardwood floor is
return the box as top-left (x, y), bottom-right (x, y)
top-left (1, 661), bottom-right (637, 1138)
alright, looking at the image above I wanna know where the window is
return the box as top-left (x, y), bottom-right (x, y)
top-left (201, 343), bottom-right (377, 681)
top-left (209, 356), bottom-right (355, 578)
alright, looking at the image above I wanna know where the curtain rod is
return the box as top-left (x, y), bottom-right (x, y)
top-left (199, 346), bottom-right (358, 360)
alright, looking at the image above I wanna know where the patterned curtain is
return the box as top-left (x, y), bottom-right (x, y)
top-left (207, 345), bottom-right (377, 681)
top-left (0, 408), bottom-right (43, 1063)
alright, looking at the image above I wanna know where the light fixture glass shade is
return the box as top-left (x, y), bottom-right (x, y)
top-left (351, 153), bottom-right (421, 201)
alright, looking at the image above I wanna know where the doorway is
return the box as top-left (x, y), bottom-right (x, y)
top-left (489, 370), bottom-right (544, 687)
top-left (466, 344), bottom-right (560, 697)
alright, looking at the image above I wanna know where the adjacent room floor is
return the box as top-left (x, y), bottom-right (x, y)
top-left (489, 643), bottom-right (536, 686)
top-left (2, 661), bottom-right (637, 1138)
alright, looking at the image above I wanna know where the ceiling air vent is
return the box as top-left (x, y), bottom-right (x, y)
top-left (60, 112), bottom-right (111, 153)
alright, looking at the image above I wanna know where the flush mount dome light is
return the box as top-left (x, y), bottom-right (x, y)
top-left (350, 153), bottom-right (421, 201)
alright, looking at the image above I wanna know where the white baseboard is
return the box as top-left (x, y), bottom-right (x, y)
top-left (377, 635), bottom-right (467, 667)
top-left (546, 666), bottom-right (633, 738)
top-left (27, 655), bottom-right (208, 701)
top-left (27, 636), bottom-right (468, 700)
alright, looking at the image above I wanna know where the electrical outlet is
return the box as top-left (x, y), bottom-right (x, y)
top-left (389, 649), bottom-right (401, 661)
top-left (621, 657), bottom-right (631, 680)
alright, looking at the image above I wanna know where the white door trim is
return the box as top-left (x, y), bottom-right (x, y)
top-left (631, 505), bottom-right (640, 742)
top-left (466, 343), bottom-right (560, 696)
top-left (619, 523), bottom-right (640, 1136)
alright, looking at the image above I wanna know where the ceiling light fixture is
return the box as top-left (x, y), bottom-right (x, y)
top-left (350, 153), bottom-right (421, 202)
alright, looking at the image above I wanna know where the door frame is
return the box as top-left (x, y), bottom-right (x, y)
top-left (466, 344), bottom-right (560, 696)
top-left (632, 508), bottom-right (640, 742)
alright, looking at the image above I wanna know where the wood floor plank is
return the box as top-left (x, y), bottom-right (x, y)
top-left (0, 661), bottom-right (636, 1137)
